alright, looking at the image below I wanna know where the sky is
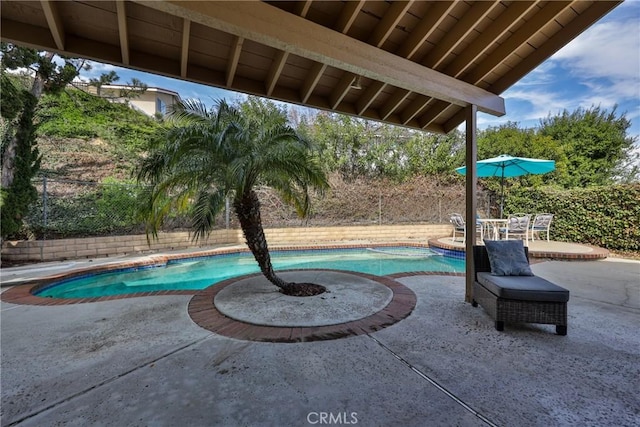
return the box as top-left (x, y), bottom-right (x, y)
top-left (79, 1), bottom-right (640, 145)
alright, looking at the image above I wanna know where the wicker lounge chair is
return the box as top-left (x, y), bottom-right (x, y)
top-left (471, 245), bottom-right (569, 335)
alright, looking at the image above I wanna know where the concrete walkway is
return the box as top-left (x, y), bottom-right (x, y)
top-left (1, 257), bottom-right (639, 426)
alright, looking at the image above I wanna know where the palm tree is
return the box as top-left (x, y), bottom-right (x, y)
top-left (137, 98), bottom-right (329, 295)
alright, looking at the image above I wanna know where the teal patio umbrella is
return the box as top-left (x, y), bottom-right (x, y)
top-left (455, 154), bottom-right (555, 217)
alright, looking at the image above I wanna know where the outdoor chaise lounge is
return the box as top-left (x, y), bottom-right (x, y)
top-left (471, 241), bottom-right (569, 335)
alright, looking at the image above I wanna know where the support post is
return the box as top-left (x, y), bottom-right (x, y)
top-left (465, 105), bottom-right (478, 303)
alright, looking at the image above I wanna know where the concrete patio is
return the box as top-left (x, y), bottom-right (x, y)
top-left (1, 254), bottom-right (638, 426)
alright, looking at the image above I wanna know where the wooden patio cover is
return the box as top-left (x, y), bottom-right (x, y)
top-left (0, 0), bottom-right (621, 299)
top-left (0, 1), bottom-right (620, 133)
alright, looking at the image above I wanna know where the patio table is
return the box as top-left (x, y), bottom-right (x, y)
top-left (477, 218), bottom-right (508, 240)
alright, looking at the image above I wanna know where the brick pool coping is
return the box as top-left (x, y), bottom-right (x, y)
top-left (428, 238), bottom-right (610, 260)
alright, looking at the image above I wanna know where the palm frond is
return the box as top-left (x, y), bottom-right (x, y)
top-left (191, 189), bottom-right (227, 241)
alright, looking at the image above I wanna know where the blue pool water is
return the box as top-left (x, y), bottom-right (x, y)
top-left (35, 246), bottom-right (464, 299)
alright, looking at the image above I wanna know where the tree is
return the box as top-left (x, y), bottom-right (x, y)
top-left (477, 122), bottom-right (569, 189)
top-left (137, 98), bottom-right (329, 295)
top-left (89, 70), bottom-right (119, 95)
top-left (1, 44), bottom-right (88, 190)
top-left (1, 44), bottom-right (90, 240)
top-left (116, 78), bottom-right (148, 100)
top-left (538, 106), bottom-right (638, 187)
top-left (0, 75), bottom-right (40, 238)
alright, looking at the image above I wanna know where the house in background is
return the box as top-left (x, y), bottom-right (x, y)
top-left (86, 84), bottom-right (182, 117)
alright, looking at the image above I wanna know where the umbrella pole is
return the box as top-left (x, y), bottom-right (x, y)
top-left (500, 169), bottom-right (505, 218)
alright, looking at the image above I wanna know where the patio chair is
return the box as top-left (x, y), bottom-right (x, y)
top-left (530, 213), bottom-right (554, 241)
top-left (498, 213), bottom-right (530, 246)
top-left (449, 213), bottom-right (483, 243)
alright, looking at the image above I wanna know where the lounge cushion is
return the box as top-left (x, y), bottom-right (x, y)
top-left (477, 272), bottom-right (570, 302)
top-left (483, 239), bottom-right (533, 276)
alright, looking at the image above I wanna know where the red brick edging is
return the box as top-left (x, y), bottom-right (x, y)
top-left (188, 269), bottom-right (420, 343)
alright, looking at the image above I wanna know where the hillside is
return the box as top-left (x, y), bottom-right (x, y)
top-left (35, 88), bottom-right (159, 181)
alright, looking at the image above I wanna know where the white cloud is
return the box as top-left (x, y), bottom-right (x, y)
top-left (550, 4), bottom-right (640, 102)
top-left (481, 3), bottom-right (640, 139)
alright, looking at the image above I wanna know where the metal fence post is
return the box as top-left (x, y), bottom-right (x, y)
top-left (225, 196), bottom-right (230, 229)
top-left (42, 176), bottom-right (48, 232)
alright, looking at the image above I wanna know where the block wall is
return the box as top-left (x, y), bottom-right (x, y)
top-left (1, 224), bottom-right (451, 262)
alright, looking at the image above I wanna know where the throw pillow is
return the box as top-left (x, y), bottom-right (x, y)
top-left (483, 239), bottom-right (533, 276)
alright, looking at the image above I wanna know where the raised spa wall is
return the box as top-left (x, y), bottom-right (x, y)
top-left (1, 224), bottom-right (452, 263)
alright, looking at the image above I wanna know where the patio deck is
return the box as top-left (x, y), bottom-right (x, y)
top-left (1, 238), bottom-right (639, 426)
top-left (429, 237), bottom-right (610, 260)
top-left (1, 256), bottom-right (638, 426)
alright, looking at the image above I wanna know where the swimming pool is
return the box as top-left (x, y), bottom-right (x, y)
top-left (35, 246), bottom-right (464, 299)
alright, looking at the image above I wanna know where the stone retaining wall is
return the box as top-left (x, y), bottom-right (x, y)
top-left (2, 224), bottom-right (451, 262)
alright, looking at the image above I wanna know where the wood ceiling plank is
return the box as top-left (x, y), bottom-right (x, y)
top-left (40, 0), bottom-right (65, 50)
top-left (329, 72), bottom-right (356, 109)
top-left (380, 89), bottom-right (410, 120)
top-left (139, 0), bottom-right (505, 116)
top-left (115, 0), bottom-right (130, 65)
top-left (180, 18), bottom-right (191, 78)
top-left (462, 1), bottom-right (571, 85)
top-left (401, 95), bottom-right (429, 124)
top-left (1, 17), bottom-right (57, 52)
top-left (444, 1), bottom-right (538, 78)
top-left (334, 0), bottom-right (364, 33)
top-left (421, 1), bottom-right (497, 69)
top-left (294, 0), bottom-right (312, 18)
top-left (418, 100), bottom-right (449, 129)
top-left (368, 1), bottom-right (414, 47)
top-left (356, 80), bottom-right (386, 115)
top-left (266, 50), bottom-right (288, 96)
top-left (397, 1), bottom-right (456, 60)
top-left (490, 1), bottom-right (621, 94)
top-left (301, 61), bottom-right (326, 103)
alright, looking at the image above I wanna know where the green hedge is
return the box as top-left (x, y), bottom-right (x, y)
top-left (507, 184), bottom-right (640, 251)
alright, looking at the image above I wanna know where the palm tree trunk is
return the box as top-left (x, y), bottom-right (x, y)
top-left (234, 190), bottom-right (289, 290)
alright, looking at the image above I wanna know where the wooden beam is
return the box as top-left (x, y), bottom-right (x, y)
top-left (356, 81), bottom-right (386, 115)
top-left (418, 100), bottom-right (449, 129)
top-left (300, 61), bottom-right (326, 103)
top-left (380, 89), bottom-right (410, 120)
top-left (443, 1), bottom-right (538, 77)
top-left (330, 72), bottom-right (355, 109)
top-left (421, 1), bottom-right (496, 69)
top-left (139, 0), bottom-right (505, 116)
top-left (397, 1), bottom-right (456, 60)
top-left (294, 1), bottom-right (312, 18)
top-left (115, 0), bottom-right (129, 65)
top-left (180, 18), bottom-right (191, 78)
top-left (1, 18), bottom-right (59, 52)
top-left (266, 50), bottom-right (288, 96)
top-left (368, 1), bottom-right (413, 47)
top-left (298, 0), bottom-right (361, 105)
top-left (40, 0), bottom-right (65, 50)
top-left (334, 0), bottom-right (364, 33)
top-left (226, 35), bottom-right (243, 88)
top-left (401, 95), bottom-right (429, 125)
top-left (490, 1), bottom-right (622, 94)
top-left (462, 1), bottom-right (571, 85)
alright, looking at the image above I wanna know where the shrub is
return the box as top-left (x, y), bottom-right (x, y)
top-left (508, 184), bottom-right (640, 251)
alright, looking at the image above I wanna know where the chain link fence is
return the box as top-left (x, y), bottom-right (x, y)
top-left (20, 175), bottom-right (493, 239)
